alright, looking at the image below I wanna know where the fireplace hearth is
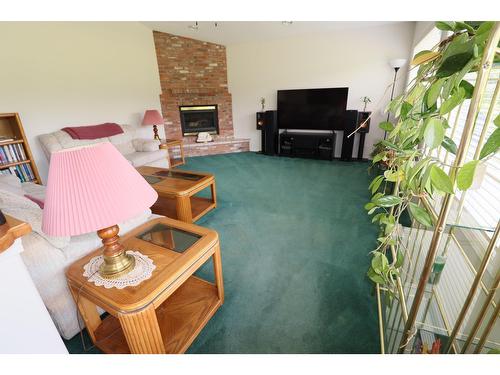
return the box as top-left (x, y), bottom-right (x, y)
top-left (179, 105), bottom-right (219, 136)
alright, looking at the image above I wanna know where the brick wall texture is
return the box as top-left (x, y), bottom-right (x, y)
top-left (153, 31), bottom-right (235, 144)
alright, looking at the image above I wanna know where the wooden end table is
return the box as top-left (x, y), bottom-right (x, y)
top-left (160, 139), bottom-right (185, 168)
top-left (66, 217), bottom-right (224, 354)
top-left (137, 166), bottom-right (217, 223)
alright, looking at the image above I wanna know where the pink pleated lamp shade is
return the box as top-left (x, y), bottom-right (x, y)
top-left (42, 142), bottom-right (158, 237)
top-left (141, 110), bottom-right (164, 126)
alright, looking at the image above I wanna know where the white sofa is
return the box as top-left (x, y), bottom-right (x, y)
top-left (0, 174), bottom-right (159, 339)
top-left (39, 124), bottom-right (169, 168)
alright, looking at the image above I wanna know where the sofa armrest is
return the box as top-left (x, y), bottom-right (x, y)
top-left (132, 138), bottom-right (161, 152)
top-left (38, 133), bottom-right (63, 160)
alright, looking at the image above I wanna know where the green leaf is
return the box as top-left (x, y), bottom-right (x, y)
top-left (384, 169), bottom-right (403, 182)
top-left (437, 54), bottom-right (473, 78)
top-left (372, 252), bottom-right (389, 274)
top-left (430, 165), bottom-right (454, 194)
top-left (459, 80), bottom-right (474, 99)
top-left (372, 152), bottom-right (385, 164)
top-left (369, 175), bottom-right (384, 194)
top-left (436, 38), bottom-right (475, 78)
top-left (454, 22), bottom-right (474, 34)
top-left (454, 58), bottom-right (478, 90)
top-left (427, 78), bottom-right (445, 107)
top-left (494, 114), bottom-right (500, 127)
top-left (407, 158), bottom-right (429, 185)
top-left (440, 87), bottom-right (465, 115)
top-left (367, 267), bottom-right (385, 284)
top-left (386, 94), bottom-right (404, 116)
top-left (395, 249), bottom-right (404, 268)
top-left (424, 118), bottom-right (445, 149)
top-left (475, 22), bottom-right (494, 44)
top-left (479, 128), bottom-right (500, 159)
top-left (442, 75), bottom-right (456, 100)
top-left (380, 140), bottom-right (399, 150)
top-left (400, 102), bottom-right (413, 119)
top-left (411, 50), bottom-right (440, 66)
top-left (457, 160), bottom-right (479, 190)
top-left (374, 195), bottom-right (402, 207)
top-left (435, 21), bottom-right (456, 31)
top-left (381, 214), bottom-right (396, 235)
top-left (379, 121), bottom-right (394, 132)
top-left (441, 136), bottom-right (458, 155)
top-left (406, 83), bottom-right (426, 105)
top-left (408, 202), bottom-right (433, 227)
top-left (365, 202), bottom-right (376, 211)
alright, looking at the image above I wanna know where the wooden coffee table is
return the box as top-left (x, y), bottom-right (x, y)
top-left (66, 217), bottom-right (224, 354)
top-left (137, 166), bottom-right (216, 223)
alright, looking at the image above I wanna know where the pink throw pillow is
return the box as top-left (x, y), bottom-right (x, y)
top-left (24, 194), bottom-right (45, 209)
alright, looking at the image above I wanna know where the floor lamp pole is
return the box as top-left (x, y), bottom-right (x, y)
top-left (384, 67), bottom-right (400, 140)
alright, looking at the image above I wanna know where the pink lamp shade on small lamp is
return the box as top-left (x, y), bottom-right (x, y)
top-left (142, 109), bottom-right (164, 141)
top-left (42, 142), bottom-right (158, 278)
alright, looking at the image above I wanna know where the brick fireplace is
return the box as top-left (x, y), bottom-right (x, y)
top-left (153, 31), bottom-right (249, 156)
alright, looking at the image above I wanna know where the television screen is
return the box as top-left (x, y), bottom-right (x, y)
top-left (277, 87), bottom-right (348, 130)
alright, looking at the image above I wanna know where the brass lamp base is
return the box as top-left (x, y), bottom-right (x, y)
top-left (99, 251), bottom-right (135, 279)
top-left (97, 225), bottom-right (136, 279)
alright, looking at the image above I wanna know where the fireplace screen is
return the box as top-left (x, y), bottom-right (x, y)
top-left (179, 105), bottom-right (219, 136)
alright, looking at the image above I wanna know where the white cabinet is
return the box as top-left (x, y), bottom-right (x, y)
top-left (0, 219), bottom-right (67, 354)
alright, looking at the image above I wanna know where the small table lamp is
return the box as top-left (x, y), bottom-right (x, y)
top-left (142, 109), bottom-right (164, 141)
top-left (42, 142), bottom-right (158, 279)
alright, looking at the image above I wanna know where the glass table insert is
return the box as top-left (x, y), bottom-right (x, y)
top-left (136, 223), bottom-right (201, 253)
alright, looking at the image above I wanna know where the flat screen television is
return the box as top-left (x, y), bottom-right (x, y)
top-left (277, 87), bottom-right (348, 130)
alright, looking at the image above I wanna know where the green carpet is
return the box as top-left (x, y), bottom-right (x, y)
top-left (65, 152), bottom-right (380, 354)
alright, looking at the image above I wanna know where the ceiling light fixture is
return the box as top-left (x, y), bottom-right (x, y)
top-left (188, 21), bottom-right (219, 30)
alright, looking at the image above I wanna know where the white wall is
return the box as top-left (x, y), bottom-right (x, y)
top-left (412, 22), bottom-right (436, 47)
top-left (0, 22), bottom-right (162, 183)
top-left (227, 22), bottom-right (415, 158)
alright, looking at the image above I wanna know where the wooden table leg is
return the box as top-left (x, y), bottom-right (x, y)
top-left (176, 195), bottom-right (192, 223)
top-left (212, 244), bottom-right (224, 304)
top-left (210, 181), bottom-right (217, 208)
top-left (179, 143), bottom-right (185, 165)
top-left (118, 305), bottom-right (165, 354)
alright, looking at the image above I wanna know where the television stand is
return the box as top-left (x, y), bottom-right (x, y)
top-left (279, 131), bottom-right (335, 160)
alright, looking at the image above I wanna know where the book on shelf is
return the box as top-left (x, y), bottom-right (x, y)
top-left (3, 163), bottom-right (36, 183)
top-left (0, 143), bottom-right (28, 165)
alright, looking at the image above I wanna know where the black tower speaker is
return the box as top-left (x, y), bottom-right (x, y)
top-left (256, 112), bottom-right (265, 130)
top-left (357, 111), bottom-right (371, 160)
top-left (262, 110), bottom-right (278, 155)
top-left (340, 110), bottom-right (359, 161)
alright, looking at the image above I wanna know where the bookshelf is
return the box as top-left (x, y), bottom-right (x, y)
top-left (0, 113), bottom-right (41, 184)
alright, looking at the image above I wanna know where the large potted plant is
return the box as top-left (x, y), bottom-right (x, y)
top-left (363, 21), bottom-right (500, 294)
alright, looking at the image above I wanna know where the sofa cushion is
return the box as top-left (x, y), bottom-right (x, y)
top-left (124, 150), bottom-right (167, 167)
top-left (133, 138), bottom-right (161, 152)
top-left (0, 174), bottom-right (24, 195)
top-left (21, 181), bottom-right (46, 201)
top-left (54, 130), bottom-right (104, 150)
top-left (108, 129), bottom-right (135, 155)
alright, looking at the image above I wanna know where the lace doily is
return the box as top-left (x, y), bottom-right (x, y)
top-left (83, 250), bottom-right (156, 289)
